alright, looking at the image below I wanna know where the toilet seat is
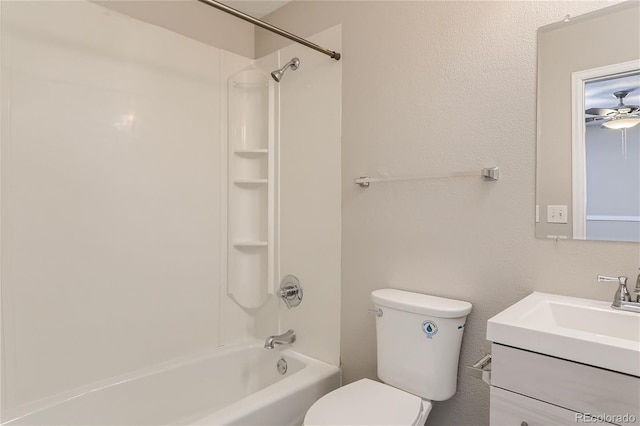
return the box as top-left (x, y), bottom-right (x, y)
top-left (304, 378), bottom-right (432, 426)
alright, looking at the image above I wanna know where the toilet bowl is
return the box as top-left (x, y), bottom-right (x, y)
top-left (304, 378), bottom-right (432, 426)
top-left (304, 289), bottom-right (472, 426)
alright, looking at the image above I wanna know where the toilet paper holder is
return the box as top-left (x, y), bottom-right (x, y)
top-left (467, 354), bottom-right (492, 385)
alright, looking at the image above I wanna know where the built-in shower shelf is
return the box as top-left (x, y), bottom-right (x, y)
top-left (233, 179), bottom-right (268, 184)
top-left (233, 149), bottom-right (268, 155)
top-left (233, 241), bottom-right (268, 247)
top-left (227, 66), bottom-right (276, 310)
top-left (232, 82), bottom-right (268, 88)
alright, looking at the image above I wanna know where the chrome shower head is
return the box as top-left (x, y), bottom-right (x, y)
top-left (271, 57), bottom-right (300, 82)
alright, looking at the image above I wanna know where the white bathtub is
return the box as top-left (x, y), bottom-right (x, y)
top-left (2, 341), bottom-right (340, 426)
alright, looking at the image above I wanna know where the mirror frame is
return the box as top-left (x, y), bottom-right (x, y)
top-left (535, 1), bottom-right (640, 242)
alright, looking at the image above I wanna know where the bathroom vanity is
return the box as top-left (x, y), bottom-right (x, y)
top-left (486, 292), bottom-right (640, 426)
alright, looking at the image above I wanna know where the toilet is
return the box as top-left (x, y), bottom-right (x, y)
top-left (304, 288), bottom-right (472, 426)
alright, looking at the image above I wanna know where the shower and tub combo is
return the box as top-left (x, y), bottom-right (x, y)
top-left (0, 0), bottom-right (342, 424)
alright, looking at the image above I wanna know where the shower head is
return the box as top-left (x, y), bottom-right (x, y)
top-left (271, 57), bottom-right (300, 82)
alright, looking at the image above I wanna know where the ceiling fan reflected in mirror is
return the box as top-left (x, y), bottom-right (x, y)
top-left (585, 89), bottom-right (640, 158)
top-left (585, 89), bottom-right (640, 129)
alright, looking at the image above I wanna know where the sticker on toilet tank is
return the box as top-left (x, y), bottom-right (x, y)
top-left (421, 320), bottom-right (438, 339)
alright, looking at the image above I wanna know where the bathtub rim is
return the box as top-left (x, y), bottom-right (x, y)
top-left (187, 347), bottom-right (341, 425)
top-left (1, 339), bottom-right (336, 425)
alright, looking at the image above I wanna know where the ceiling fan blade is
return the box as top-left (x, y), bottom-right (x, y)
top-left (585, 116), bottom-right (605, 123)
top-left (585, 107), bottom-right (617, 116)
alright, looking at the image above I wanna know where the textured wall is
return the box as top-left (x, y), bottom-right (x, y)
top-left (258, 2), bottom-right (639, 425)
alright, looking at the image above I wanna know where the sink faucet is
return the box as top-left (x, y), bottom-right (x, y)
top-left (264, 329), bottom-right (296, 349)
top-left (598, 275), bottom-right (640, 313)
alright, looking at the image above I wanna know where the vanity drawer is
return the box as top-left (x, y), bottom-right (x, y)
top-left (491, 344), bottom-right (640, 425)
top-left (490, 386), bottom-right (592, 426)
top-left (490, 387), bottom-right (615, 426)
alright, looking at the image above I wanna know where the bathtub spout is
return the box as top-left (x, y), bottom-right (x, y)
top-left (264, 329), bottom-right (296, 349)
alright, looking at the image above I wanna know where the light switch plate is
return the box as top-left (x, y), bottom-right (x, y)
top-left (547, 205), bottom-right (568, 224)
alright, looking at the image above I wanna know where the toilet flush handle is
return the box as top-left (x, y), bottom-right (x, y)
top-left (368, 308), bottom-right (383, 317)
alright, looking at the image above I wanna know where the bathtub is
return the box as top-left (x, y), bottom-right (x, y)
top-left (2, 341), bottom-right (341, 425)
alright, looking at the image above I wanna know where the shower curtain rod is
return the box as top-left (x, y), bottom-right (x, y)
top-left (196, 0), bottom-right (341, 60)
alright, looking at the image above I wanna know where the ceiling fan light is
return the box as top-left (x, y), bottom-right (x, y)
top-left (602, 117), bottom-right (640, 130)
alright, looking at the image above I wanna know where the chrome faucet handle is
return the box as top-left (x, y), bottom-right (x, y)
top-left (278, 275), bottom-right (303, 309)
top-left (598, 275), bottom-right (631, 307)
top-left (597, 275), bottom-right (628, 285)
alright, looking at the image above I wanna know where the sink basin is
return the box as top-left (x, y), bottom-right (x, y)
top-left (525, 300), bottom-right (640, 341)
top-left (487, 292), bottom-right (640, 376)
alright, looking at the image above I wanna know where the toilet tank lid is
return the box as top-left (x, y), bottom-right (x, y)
top-left (371, 289), bottom-right (472, 318)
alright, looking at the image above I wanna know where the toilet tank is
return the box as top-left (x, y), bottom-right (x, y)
top-left (371, 289), bottom-right (472, 401)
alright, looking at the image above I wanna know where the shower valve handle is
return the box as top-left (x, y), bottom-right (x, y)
top-left (278, 275), bottom-right (303, 309)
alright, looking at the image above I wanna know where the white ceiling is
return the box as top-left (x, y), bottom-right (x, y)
top-left (585, 72), bottom-right (640, 111)
top-left (218, 0), bottom-right (292, 18)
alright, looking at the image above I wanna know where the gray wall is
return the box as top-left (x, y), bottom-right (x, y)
top-left (258, 2), bottom-right (639, 425)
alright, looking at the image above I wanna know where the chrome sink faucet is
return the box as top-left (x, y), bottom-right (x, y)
top-left (264, 329), bottom-right (296, 349)
top-left (598, 274), bottom-right (640, 313)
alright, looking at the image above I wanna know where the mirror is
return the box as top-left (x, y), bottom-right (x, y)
top-left (536, 1), bottom-right (640, 242)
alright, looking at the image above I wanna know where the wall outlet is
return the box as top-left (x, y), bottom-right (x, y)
top-left (547, 205), bottom-right (568, 224)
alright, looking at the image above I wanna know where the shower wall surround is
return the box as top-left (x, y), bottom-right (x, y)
top-left (0, 0), bottom-right (232, 410)
top-left (1, 1), bottom-right (343, 416)
top-left (1, 1), bottom-right (341, 416)
top-left (222, 26), bottom-right (342, 365)
top-left (277, 26), bottom-right (342, 367)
